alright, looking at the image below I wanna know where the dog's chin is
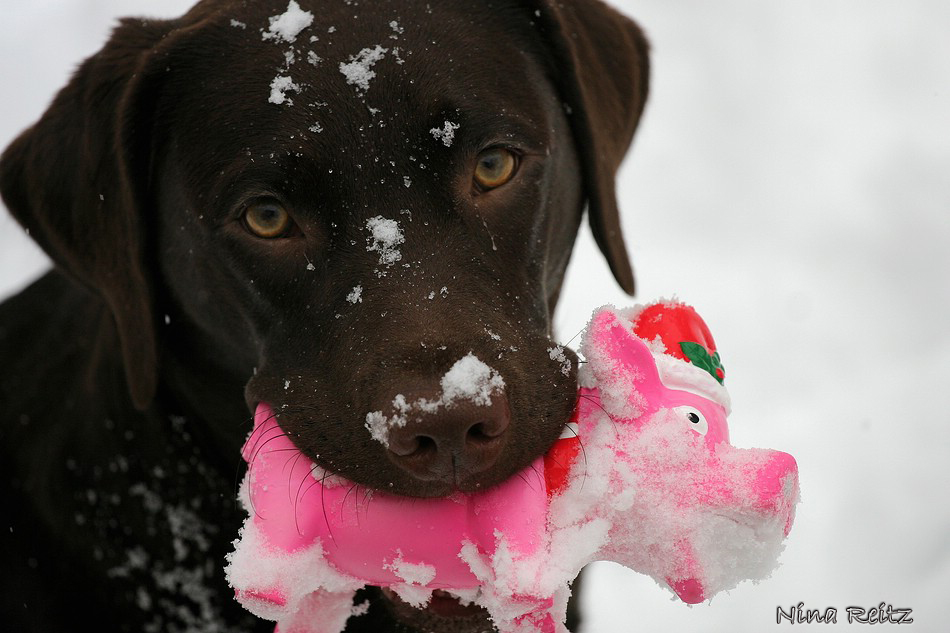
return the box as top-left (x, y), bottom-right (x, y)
top-left (378, 587), bottom-right (496, 633)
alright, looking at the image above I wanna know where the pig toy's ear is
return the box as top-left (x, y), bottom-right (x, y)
top-left (581, 307), bottom-right (664, 422)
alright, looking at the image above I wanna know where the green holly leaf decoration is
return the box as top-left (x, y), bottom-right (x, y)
top-left (679, 341), bottom-right (725, 385)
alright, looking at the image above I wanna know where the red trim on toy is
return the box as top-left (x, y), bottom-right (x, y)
top-left (543, 403), bottom-right (582, 497)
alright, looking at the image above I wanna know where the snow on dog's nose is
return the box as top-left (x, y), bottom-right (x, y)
top-left (365, 354), bottom-right (512, 485)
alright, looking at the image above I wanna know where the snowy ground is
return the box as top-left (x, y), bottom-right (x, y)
top-left (2, 1), bottom-right (948, 631)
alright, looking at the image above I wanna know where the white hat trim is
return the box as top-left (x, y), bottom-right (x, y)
top-left (653, 350), bottom-right (732, 414)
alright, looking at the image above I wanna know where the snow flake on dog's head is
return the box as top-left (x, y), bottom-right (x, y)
top-left (261, 1), bottom-right (314, 43)
top-left (430, 121), bottom-right (460, 147)
top-left (366, 216), bottom-right (405, 275)
top-left (339, 45), bottom-right (389, 93)
top-left (268, 75), bottom-right (300, 105)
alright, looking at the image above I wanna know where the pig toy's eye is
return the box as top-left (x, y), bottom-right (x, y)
top-left (674, 406), bottom-right (708, 436)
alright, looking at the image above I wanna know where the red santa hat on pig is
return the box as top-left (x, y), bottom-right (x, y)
top-left (623, 299), bottom-right (731, 414)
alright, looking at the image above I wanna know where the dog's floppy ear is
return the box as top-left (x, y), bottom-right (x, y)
top-left (0, 18), bottom-right (176, 410)
top-left (526, 0), bottom-right (650, 294)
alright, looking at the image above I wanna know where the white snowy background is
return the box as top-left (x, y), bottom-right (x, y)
top-left (2, 1), bottom-right (948, 631)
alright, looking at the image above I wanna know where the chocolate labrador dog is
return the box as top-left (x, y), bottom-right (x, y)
top-left (0, 0), bottom-right (648, 630)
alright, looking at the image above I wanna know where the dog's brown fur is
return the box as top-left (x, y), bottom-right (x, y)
top-left (0, 1), bottom-right (648, 630)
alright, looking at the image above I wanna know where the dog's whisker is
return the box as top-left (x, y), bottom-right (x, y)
top-left (318, 469), bottom-right (338, 545)
top-left (527, 462), bottom-right (543, 489)
top-left (247, 432), bottom-right (295, 468)
top-left (576, 437), bottom-right (590, 493)
top-left (243, 416), bottom-right (289, 464)
top-left (577, 393), bottom-right (611, 418)
top-left (342, 482), bottom-right (361, 508)
top-left (300, 476), bottom-right (324, 506)
top-left (242, 426), bottom-right (294, 516)
top-left (560, 326), bottom-right (586, 349)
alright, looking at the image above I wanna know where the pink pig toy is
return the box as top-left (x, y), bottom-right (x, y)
top-left (226, 301), bottom-right (800, 633)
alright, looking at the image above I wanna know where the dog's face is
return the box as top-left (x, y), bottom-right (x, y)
top-left (152, 0), bottom-right (589, 498)
top-left (1, 0), bottom-right (647, 627)
top-left (3, 0), bottom-right (647, 498)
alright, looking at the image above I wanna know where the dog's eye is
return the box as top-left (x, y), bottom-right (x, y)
top-left (243, 199), bottom-right (292, 238)
top-left (474, 148), bottom-right (517, 190)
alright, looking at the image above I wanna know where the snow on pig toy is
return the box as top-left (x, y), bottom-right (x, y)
top-left (225, 301), bottom-right (800, 633)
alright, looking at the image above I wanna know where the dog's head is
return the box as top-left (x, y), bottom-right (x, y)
top-left (0, 0), bottom-right (648, 501)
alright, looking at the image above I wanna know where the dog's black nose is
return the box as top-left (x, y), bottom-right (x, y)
top-left (385, 394), bottom-right (510, 484)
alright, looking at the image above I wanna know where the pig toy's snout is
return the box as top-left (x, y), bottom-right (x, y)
top-left (753, 450), bottom-right (799, 535)
top-left (661, 449), bottom-right (799, 606)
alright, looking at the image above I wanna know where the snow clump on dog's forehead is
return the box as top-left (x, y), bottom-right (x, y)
top-left (365, 215), bottom-right (404, 272)
top-left (268, 75), bottom-right (300, 105)
top-left (340, 45), bottom-right (389, 92)
top-left (262, 1), bottom-right (314, 43)
top-left (260, 2), bottom-right (315, 105)
top-left (430, 121), bottom-right (460, 147)
top-left (366, 216), bottom-right (403, 246)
